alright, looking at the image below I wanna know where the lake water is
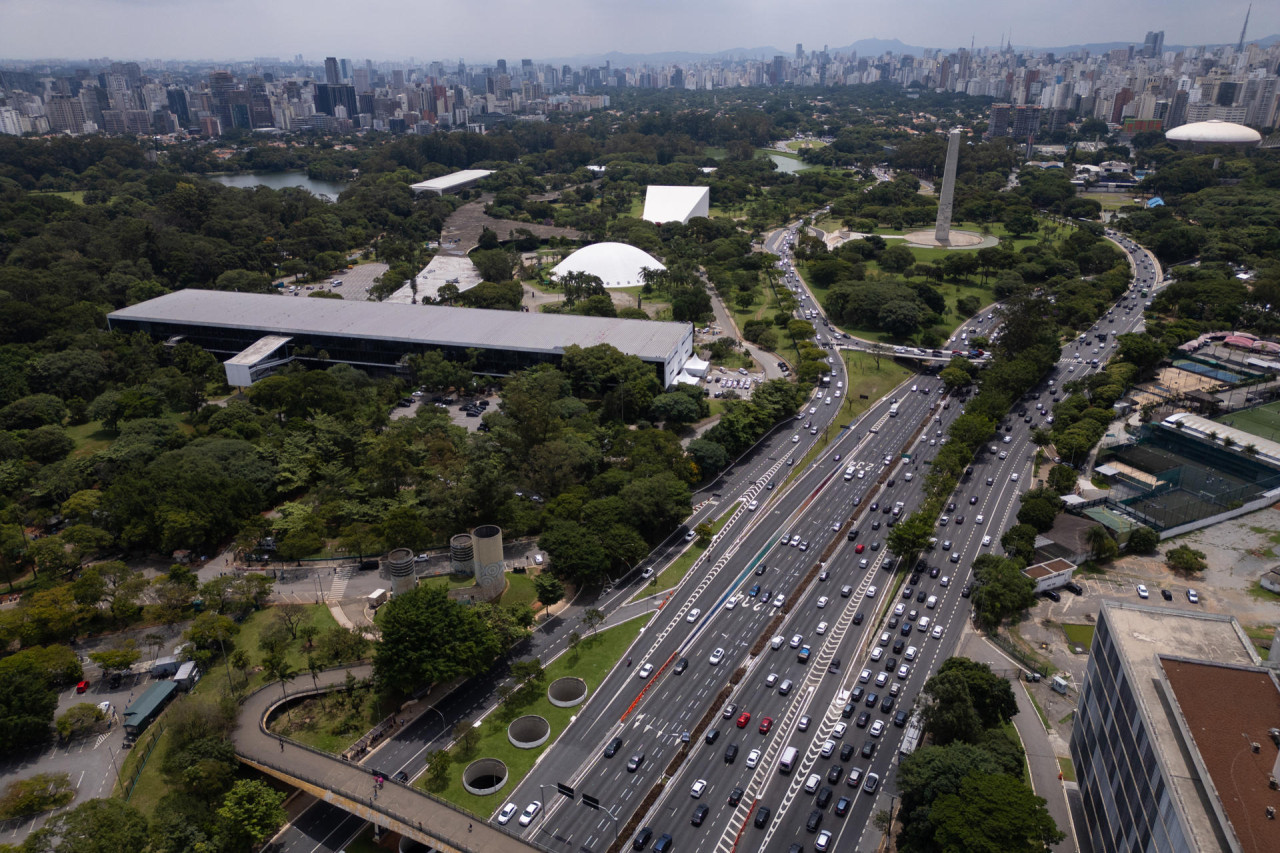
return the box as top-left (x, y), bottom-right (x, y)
top-left (764, 152), bottom-right (812, 174)
top-left (207, 171), bottom-right (349, 199)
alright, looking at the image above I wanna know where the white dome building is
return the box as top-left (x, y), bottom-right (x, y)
top-left (1166, 120), bottom-right (1261, 147)
top-left (551, 242), bottom-right (666, 288)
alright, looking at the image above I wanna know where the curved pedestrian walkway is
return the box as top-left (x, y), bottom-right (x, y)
top-left (232, 664), bottom-right (539, 853)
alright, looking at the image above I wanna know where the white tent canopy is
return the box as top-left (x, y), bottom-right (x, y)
top-left (551, 242), bottom-right (666, 288)
top-left (682, 355), bottom-right (710, 377)
top-left (642, 186), bottom-right (711, 224)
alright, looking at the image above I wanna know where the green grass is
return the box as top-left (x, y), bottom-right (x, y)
top-left (1061, 623), bottom-right (1096, 651)
top-left (1057, 756), bottom-right (1077, 783)
top-left (785, 140), bottom-right (827, 151)
top-left (1025, 688), bottom-right (1051, 730)
top-left (703, 147), bottom-right (728, 161)
top-left (66, 413), bottom-right (196, 457)
top-left (501, 572), bottom-right (537, 609)
top-left (1215, 400), bottom-right (1280, 443)
top-left (32, 190), bottom-right (86, 204)
top-left (422, 616), bottom-right (647, 813)
top-left (422, 574), bottom-right (481, 592)
top-left (1244, 624), bottom-right (1274, 657)
top-left (1081, 192), bottom-right (1144, 212)
top-left (1058, 710), bottom-right (1076, 725)
top-left (268, 685), bottom-right (382, 754)
top-left (1248, 581), bottom-right (1280, 602)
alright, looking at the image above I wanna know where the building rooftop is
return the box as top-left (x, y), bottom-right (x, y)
top-left (641, 185), bottom-right (710, 225)
top-left (409, 169), bottom-right (494, 194)
top-left (224, 334), bottom-right (292, 366)
top-left (1101, 602), bottom-right (1263, 853)
top-left (1024, 558), bottom-right (1075, 579)
top-left (109, 289), bottom-right (691, 363)
top-left (550, 242), bottom-right (665, 288)
top-left (1164, 412), bottom-right (1280, 469)
top-left (1166, 120), bottom-right (1262, 145)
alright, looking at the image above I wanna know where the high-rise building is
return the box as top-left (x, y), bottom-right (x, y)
top-left (1071, 601), bottom-right (1277, 853)
top-left (796, 43), bottom-right (804, 60)
top-left (166, 88), bottom-right (190, 127)
top-left (340, 58), bottom-right (352, 82)
top-left (46, 94), bottom-right (86, 134)
top-left (987, 102), bottom-right (1011, 136)
top-left (1142, 30), bottom-right (1164, 58)
top-left (324, 57), bottom-right (340, 85)
top-left (1011, 104), bottom-right (1042, 140)
top-left (315, 83), bottom-right (357, 117)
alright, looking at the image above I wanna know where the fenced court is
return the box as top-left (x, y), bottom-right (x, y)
top-left (1216, 400), bottom-right (1280, 443)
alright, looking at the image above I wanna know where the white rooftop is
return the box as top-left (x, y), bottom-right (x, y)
top-left (551, 242), bottom-right (665, 288)
top-left (1166, 120), bottom-right (1262, 145)
top-left (109, 289), bottom-right (692, 364)
top-left (642, 185), bottom-right (710, 225)
top-left (409, 169), bottom-right (494, 194)
top-left (386, 255), bottom-right (483, 304)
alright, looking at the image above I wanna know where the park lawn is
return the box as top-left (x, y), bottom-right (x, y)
top-left (267, 683), bottom-right (382, 754)
top-left (32, 190), bottom-right (86, 204)
top-left (422, 574), bottom-right (481, 594)
top-left (501, 572), bottom-right (537, 610)
top-left (1061, 623), bottom-right (1096, 651)
top-left (841, 351), bottom-right (914, 420)
top-left (1081, 192), bottom-right (1144, 212)
top-left (422, 616), bottom-right (647, 814)
top-left (1057, 756), bottom-right (1077, 783)
top-left (785, 140), bottom-right (826, 151)
top-left (703, 147), bottom-right (728, 160)
top-left (67, 413), bottom-right (196, 457)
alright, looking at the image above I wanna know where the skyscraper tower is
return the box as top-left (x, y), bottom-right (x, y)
top-left (324, 57), bottom-right (340, 85)
top-left (933, 129), bottom-right (961, 245)
top-left (1237, 3), bottom-right (1251, 52)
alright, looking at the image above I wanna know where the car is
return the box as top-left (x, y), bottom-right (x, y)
top-left (627, 752), bottom-right (645, 772)
top-left (754, 807), bottom-right (772, 828)
top-left (870, 648), bottom-right (884, 662)
top-left (820, 738), bottom-right (837, 758)
top-left (816, 621), bottom-right (829, 635)
top-left (686, 608), bottom-right (701, 623)
top-left (1161, 588), bottom-right (1173, 601)
top-left (778, 678), bottom-right (793, 695)
top-left (1044, 589), bottom-right (1061, 603)
top-left (1137, 584), bottom-right (1149, 599)
top-left (791, 633), bottom-right (804, 649)
top-left (637, 663), bottom-right (654, 679)
top-left (856, 710), bottom-right (871, 728)
top-left (875, 671), bottom-right (888, 688)
top-left (799, 541), bottom-right (809, 551)
top-left (681, 730), bottom-right (691, 743)
top-left (905, 645), bottom-right (918, 662)
top-left (605, 737), bottom-right (623, 758)
top-left (692, 804), bottom-right (710, 826)
top-left (1187, 588), bottom-right (1200, 604)
top-left (736, 710), bottom-right (753, 730)
top-left (1011, 473), bottom-right (1019, 481)
top-left (865, 691), bottom-right (879, 708)
top-left (518, 801), bottom-right (542, 826)
top-left (765, 672), bottom-right (779, 687)
top-left (845, 766), bottom-right (863, 789)
top-left (940, 575), bottom-right (950, 587)
top-left (867, 585), bottom-right (877, 598)
top-left (818, 570), bottom-right (829, 582)
top-left (855, 543), bottom-right (865, 554)
top-left (673, 657), bottom-right (688, 675)
top-left (722, 702), bottom-right (739, 719)
top-left (76, 680), bottom-right (89, 694)
top-left (949, 552), bottom-right (960, 563)
top-left (756, 562), bottom-right (768, 576)
top-left (772, 595), bottom-right (785, 608)
top-left (931, 624), bottom-right (944, 639)
top-left (982, 535), bottom-right (992, 546)
top-left (816, 596), bottom-right (829, 609)
top-left (815, 787), bottom-right (833, 810)
top-left (864, 772), bottom-right (880, 795)
top-left (897, 663), bottom-right (911, 679)
top-left (747, 500), bottom-right (758, 511)
top-left (790, 535), bottom-right (801, 546)
top-left (930, 563), bottom-right (942, 577)
top-left (746, 748), bottom-right (762, 768)
top-left (759, 717), bottom-right (774, 734)
top-left (497, 802), bottom-right (519, 825)
top-left (815, 830), bottom-right (833, 851)
top-left (835, 795), bottom-right (852, 817)
top-left (986, 476), bottom-right (995, 486)
top-left (859, 558), bottom-right (869, 569)
top-left (691, 779), bottom-right (707, 798)
top-left (861, 741), bottom-right (876, 758)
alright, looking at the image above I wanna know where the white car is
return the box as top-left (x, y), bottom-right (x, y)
top-left (815, 829), bottom-right (833, 851)
top-left (816, 621), bottom-right (828, 635)
top-left (1011, 473), bottom-right (1019, 482)
top-left (687, 608), bottom-right (701, 623)
top-left (816, 596), bottom-right (829, 609)
top-left (870, 647), bottom-right (884, 662)
top-left (832, 721), bottom-right (847, 739)
top-left (905, 645), bottom-right (918, 662)
top-left (931, 624), bottom-right (944, 639)
top-left (709, 647), bottom-right (725, 665)
top-left (792, 434), bottom-right (800, 443)
top-left (897, 664), bottom-right (910, 680)
top-left (1137, 584), bottom-right (1149, 599)
top-left (875, 671), bottom-right (888, 688)
top-left (497, 802), bottom-right (519, 825)
top-left (791, 634), bottom-right (804, 649)
top-left (746, 748), bottom-right (761, 768)
top-left (982, 535), bottom-right (992, 547)
top-left (748, 500), bottom-right (759, 511)
top-left (869, 720), bottom-right (885, 738)
top-left (975, 514), bottom-right (984, 524)
top-left (772, 595), bottom-right (785, 608)
top-left (866, 585), bottom-right (877, 598)
top-left (859, 668), bottom-right (872, 683)
top-left (637, 663), bottom-right (654, 678)
top-left (518, 801), bottom-right (542, 826)
top-left (691, 779), bottom-right (707, 798)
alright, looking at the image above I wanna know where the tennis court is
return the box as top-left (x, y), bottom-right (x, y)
top-left (1216, 400), bottom-right (1280, 442)
top-left (1171, 359), bottom-right (1243, 383)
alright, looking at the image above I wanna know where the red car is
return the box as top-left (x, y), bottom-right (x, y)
top-left (855, 544), bottom-right (865, 554)
top-left (736, 711), bottom-right (752, 729)
top-left (75, 680), bottom-right (88, 694)
top-left (758, 717), bottom-right (774, 735)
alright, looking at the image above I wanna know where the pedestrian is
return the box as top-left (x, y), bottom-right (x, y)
top-left (468, 823), bottom-right (473, 832)
top-left (280, 739), bottom-right (285, 752)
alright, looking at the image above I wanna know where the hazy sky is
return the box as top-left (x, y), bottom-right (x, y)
top-left (1, 0), bottom-right (1273, 62)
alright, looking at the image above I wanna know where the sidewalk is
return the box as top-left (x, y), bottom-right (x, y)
top-left (959, 628), bottom-right (1077, 852)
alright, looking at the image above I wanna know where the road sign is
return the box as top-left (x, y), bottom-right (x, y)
top-left (582, 793), bottom-right (600, 810)
top-left (556, 782), bottom-right (574, 799)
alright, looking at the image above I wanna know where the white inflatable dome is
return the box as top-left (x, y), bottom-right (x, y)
top-left (551, 242), bottom-right (666, 288)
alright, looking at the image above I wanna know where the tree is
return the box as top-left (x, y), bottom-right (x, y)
top-left (887, 515), bottom-right (933, 562)
top-left (373, 585), bottom-right (504, 697)
top-left (1086, 526), bottom-right (1116, 562)
top-left (273, 603), bottom-right (308, 640)
top-left (896, 743), bottom-right (1010, 850)
top-left (936, 658), bottom-right (1018, 728)
top-left (1000, 524), bottom-right (1037, 563)
top-left (1126, 525), bottom-right (1159, 555)
top-left (971, 555), bottom-right (1037, 632)
top-left (55, 703), bottom-right (105, 742)
top-left (1046, 464), bottom-right (1077, 495)
top-left (878, 244), bottom-right (915, 273)
top-left (930, 772), bottom-right (1064, 853)
top-left (23, 797), bottom-right (150, 853)
top-left (533, 572), bottom-right (565, 606)
top-left (582, 608), bottom-right (605, 634)
top-left (425, 749), bottom-right (451, 792)
top-left (216, 779), bottom-right (287, 850)
top-left (1016, 494), bottom-right (1060, 533)
top-left (262, 652), bottom-right (297, 700)
top-left (88, 643), bottom-right (141, 678)
top-left (1004, 211), bottom-right (1039, 239)
top-left (1165, 544), bottom-right (1207, 573)
top-left (0, 657), bottom-right (57, 754)
top-left (919, 669), bottom-right (984, 746)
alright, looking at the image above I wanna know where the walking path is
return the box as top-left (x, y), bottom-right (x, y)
top-left (959, 628), bottom-right (1077, 852)
top-left (233, 665), bottom-right (538, 853)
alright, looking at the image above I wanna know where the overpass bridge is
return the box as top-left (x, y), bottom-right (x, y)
top-left (232, 664), bottom-right (540, 853)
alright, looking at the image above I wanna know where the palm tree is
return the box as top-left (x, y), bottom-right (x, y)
top-left (263, 653), bottom-right (297, 701)
top-left (1085, 526), bottom-right (1114, 562)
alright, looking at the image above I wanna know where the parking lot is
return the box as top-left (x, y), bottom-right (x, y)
top-left (391, 391), bottom-right (501, 432)
top-left (281, 261), bottom-right (388, 303)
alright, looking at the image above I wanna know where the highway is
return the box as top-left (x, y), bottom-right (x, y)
top-left (506, 223), bottom-right (1163, 853)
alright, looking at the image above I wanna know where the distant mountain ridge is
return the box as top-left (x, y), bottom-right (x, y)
top-left (543, 34), bottom-right (1278, 67)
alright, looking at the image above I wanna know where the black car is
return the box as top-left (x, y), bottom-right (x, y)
top-left (909, 573), bottom-right (921, 585)
top-left (856, 711), bottom-right (870, 728)
top-left (828, 657), bottom-right (842, 675)
top-left (1161, 588), bottom-right (1173, 601)
top-left (880, 694), bottom-right (895, 713)
top-left (840, 742), bottom-right (856, 761)
top-left (884, 656), bottom-right (898, 672)
top-left (756, 563), bottom-right (768, 575)
top-left (841, 701), bottom-right (856, 719)
top-left (894, 709), bottom-right (910, 727)
top-left (705, 729), bottom-right (720, 744)
top-left (865, 692), bottom-right (879, 708)
top-left (835, 796), bottom-right (852, 817)
top-left (892, 638), bottom-right (905, 654)
top-left (604, 737), bottom-right (623, 758)
top-left (916, 590), bottom-right (927, 604)
top-left (850, 687), bottom-right (864, 704)
top-left (871, 520), bottom-right (881, 530)
top-left (725, 743), bottom-right (739, 763)
top-left (929, 566), bottom-right (940, 578)
top-left (852, 611), bottom-right (863, 623)
top-left (692, 804), bottom-right (709, 826)
top-left (902, 586), bottom-right (913, 600)
top-left (1043, 589), bottom-right (1061, 603)
top-left (729, 787), bottom-right (744, 806)
top-left (861, 741), bottom-right (876, 758)
top-left (633, 828), bottom-right (653, 850)
top-left (870, 502), bottom-right (879, 511)
top-left (961, 583), bottom-right (973, 598)
top-left (815, 786), bottom-right (833, 809)
top-left (754, 806), bottom-right (772, 828)
top-left (674, 658), bottom-right (688, 675)
top-left (806, 809), bottom-right (823, 833)
top-left (1064, 581), bottom-right (1083, 596)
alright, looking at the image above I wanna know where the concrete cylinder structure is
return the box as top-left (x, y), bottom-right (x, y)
top-left (933, 128), bottom-right (961, 244)
top-left (450, 532), bottom-right (475, 577)
top-left (547, 676), bottom-right (588, 708)
top-left (386, 547), bottom-right (416, 595)
top-left (507, 715), bottom-right (551, 749)
top-left (461, 758), bottom-right (508, 796)
top-left (473, 525), bottom-right (505, 595)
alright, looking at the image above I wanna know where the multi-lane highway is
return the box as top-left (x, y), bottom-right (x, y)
top-left (503, 222), bottom-right (1164, 853)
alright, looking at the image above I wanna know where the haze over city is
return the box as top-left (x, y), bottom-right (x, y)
top-left (1, 0), bottom-right (1275, 61)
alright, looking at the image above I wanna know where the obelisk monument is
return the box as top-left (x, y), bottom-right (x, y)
top-left (933, 128), bottom-right (961, 245)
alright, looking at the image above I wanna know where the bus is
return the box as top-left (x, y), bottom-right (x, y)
top-left (889, 402), bottom-right (900, 417)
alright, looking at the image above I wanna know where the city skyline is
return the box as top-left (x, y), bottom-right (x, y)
top-left (1, 0), bottom-right (1275, 63)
